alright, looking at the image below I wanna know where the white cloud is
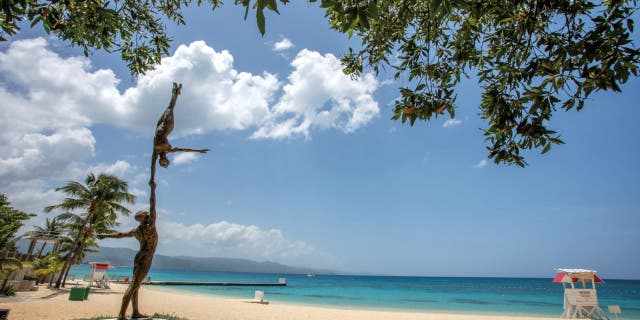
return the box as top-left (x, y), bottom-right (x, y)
top-left (273, 38), bottom-right (294, 51)
top-left (252, 49), bottom-right (379, 139)
top-left (475, 159), bottom-right (488, 168)
top-left (87, 160), bottom-right (133, 177)
top-left (97, 215), bottom-right (321, 264)
top-left (443, 118), bottom-right (463, 127)
top-left (1, 38), bottom-right (378, 140)
top-left (380, 79), bottom-right (395, 86)
top-left (172, 152), bottom-right (200, 165)
top-left (157, 220), bottom-right (314, 261)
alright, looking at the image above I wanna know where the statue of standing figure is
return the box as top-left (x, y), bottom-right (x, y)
top-left (99, 82), bottom-right (208, 320)
top-left (98, 210), bottom-right (157, 319)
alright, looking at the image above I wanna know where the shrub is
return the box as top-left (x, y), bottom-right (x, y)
top-left (2, 285), bottom-right (15, 296)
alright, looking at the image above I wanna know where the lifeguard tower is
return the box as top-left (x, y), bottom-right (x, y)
top-left (87, 262), bottom-right (113, 288)
top-left (553, 268), bottom-right (608, 319)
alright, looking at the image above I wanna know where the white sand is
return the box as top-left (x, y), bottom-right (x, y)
top-left (0, 282), bottom-right (559, 320)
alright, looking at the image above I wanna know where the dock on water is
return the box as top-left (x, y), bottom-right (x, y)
top-left (112, 277), bottom-right (287, 287)
top-left (144, 281), bottom-right (285, 286)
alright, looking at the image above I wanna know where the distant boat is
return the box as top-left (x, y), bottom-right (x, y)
top-left (306, 273), bottom-right (315, 277)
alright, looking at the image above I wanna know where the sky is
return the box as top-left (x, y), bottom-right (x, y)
top-left (1, 2), bottom-right (639, 279)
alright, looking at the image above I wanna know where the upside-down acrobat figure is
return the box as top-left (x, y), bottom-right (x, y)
top-left (154, 82), bottom-right (209, 168)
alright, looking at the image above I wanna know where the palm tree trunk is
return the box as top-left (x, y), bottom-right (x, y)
top-left (59, 227), bottom-right (91, 288)
top-left (27, 239), bottom-right (37, 255)
top-left (62, 263), bottom-right (72, 287)
top-left (49, 272), bottom-right (56, 286)
top-left (64, 239), bottom-right (89, 287)
top-left (55, 256), bottom-right (71, 288)
top-left (52, 243), bottom-right (59, 254)
top-left (57, 245), bottom-right (82, 288)
top-left (55, 215), bottom-right (91, 289)
top-left (37, 242), bottom-right (47, 257)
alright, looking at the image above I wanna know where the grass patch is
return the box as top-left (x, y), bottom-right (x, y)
top-left (75, 313), bottom-right (189, 320)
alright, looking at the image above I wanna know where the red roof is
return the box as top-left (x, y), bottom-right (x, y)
top-left (553, 273), bottom-right (567, 283)
top-left (93, 263), bottom-right (110, 270)
top-left (552, 273), bottom-right (604, 283)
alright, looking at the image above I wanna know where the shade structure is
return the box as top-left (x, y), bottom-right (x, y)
top-left (93, 263), bottom-right (109, 270)
top-left (553, 268), bottom-right (604, 284)
top-left (89, 262), bottom-right (113, 270)
top-left (553, 273), bottom-right (604, 283)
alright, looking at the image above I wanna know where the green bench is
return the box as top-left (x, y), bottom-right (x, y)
top-left (68, 286), bottom-right (90, 301)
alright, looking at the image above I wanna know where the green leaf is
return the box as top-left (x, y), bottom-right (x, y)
top-left (30, 16), bottom-right (43, 28)
top-left (430, 0), bottom-right (442, 11)
top-left (267, 0), bottom-right (279, 13)
top-left (541, 143), bottom-right (551, 154)
top-left (244, 3), bottom-right (250, 20)
top-left (367, 1), bottom-right (379, 19)
top-left (256, 8), bottom-right (265, 36)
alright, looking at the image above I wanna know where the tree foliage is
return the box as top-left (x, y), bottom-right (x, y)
top-left (322, 0), bottom-right (640, 166)
top-left (0, 0), bottom-right (288, 75)
top-left (0, 194), bottom-right (33, 255)
top-left (0, 194), bottom-right (33, 288)
top-left (2, 1), bottom-right (639, 165)
top-left (45, 173), bottom-right (135, 288)
top-left (30, 254), bottom-right (64, 284)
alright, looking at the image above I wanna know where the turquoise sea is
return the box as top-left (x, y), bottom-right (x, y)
top-left (70, 266), bottom-right (640, 318)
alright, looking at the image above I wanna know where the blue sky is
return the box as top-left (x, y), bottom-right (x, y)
top-left (1, 2), bottom-right (639, 279)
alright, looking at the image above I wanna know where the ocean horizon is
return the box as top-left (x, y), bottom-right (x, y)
top-left (69, 266), bottom-right (640, 318)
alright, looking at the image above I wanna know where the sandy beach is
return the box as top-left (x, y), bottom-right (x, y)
top-left (0, 282), bottom-right (560, 320)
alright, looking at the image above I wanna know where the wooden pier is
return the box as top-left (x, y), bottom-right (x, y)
top-left (143, 281), bottom-right (286, 286)
top-left (111, 278), bottom-right (286, 287)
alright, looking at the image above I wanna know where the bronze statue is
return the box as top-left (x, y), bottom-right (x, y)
top-left (98, 210), bottom-right (157, 319)
top-left (154, 82), bottom-right (208, 168)
top-left (99, 83), bottom-right (208, 320)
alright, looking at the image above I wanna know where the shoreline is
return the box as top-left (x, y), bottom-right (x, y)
top-left (1, 282), bottom-right (561, 320)
top-left (147, 284), bottom-right (559, 318)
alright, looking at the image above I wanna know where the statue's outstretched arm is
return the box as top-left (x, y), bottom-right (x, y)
top-left (98, 229), bottom-right (137, 239)
top-left (167, 147), bottom-right (209, 153)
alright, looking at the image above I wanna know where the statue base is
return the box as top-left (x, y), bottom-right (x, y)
top-left (103, 318), bottom-right (166, 320)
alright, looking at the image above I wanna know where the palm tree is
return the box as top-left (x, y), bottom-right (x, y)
top-left (30, 253), bottom-right (65, 285)
top-left (56, 211), bottom-right (111, 284)
top-left (0, 194), bottom-right (34, 291)
top-left (32, 217), bottom-right (65, 257)
top-left (45, 173), bottom-right (135, 288)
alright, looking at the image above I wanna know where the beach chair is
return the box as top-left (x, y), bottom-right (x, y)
top-left (608, 305), bottom-right (621, 320)
top-left (251, 290), bottom-right (269, 304)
